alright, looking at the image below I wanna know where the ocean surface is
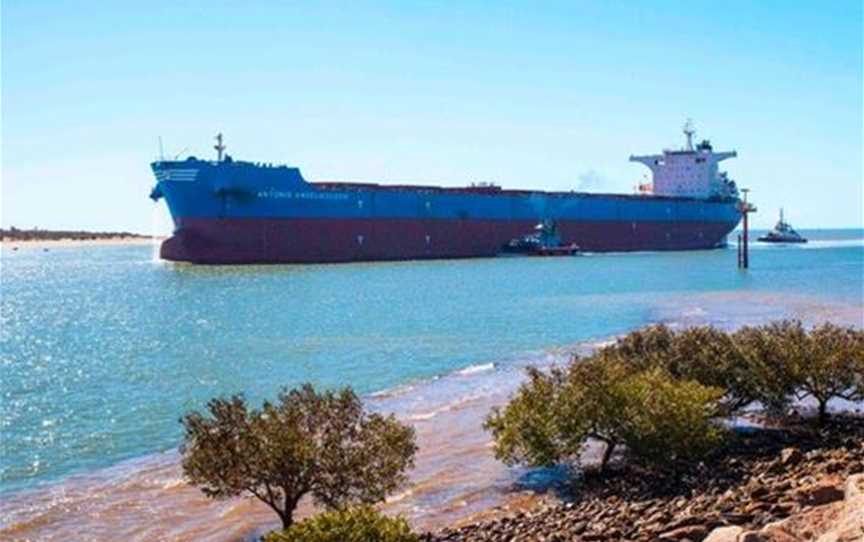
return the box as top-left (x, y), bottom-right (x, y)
top-left (1, 229), bottom-right (862, 541)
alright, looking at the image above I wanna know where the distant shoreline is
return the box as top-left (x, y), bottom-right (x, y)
top-left (2, 236), bottom-right (163, 249)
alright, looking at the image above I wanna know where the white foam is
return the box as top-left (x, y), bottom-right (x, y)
top-left (587, 339), bottom-right (616, 349)
top-left (385, 489), bottom-right (413, 503)
top-left (406, 411), bottom-right (439, 421)
top-left (405, 392), bottom-right (485, 422)
top-left (456, 362), bottom-right (495, 376)
top-left (160, 478), bottom-right (185, 490)
top-left (798, 239), bottom-right (864, 249)
top-left (369, 383), bottom-right (416, 399)
top-left (750, 238), bottom-right (863, 250)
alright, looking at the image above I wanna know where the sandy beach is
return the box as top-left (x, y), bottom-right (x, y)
top-left (1, 237), bottom-right (162, 250)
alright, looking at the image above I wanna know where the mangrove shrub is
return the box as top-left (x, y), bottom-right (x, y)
top-left (180, 384), bottom-right (417, 529)
top-left (778, 321), bottom-right (864, 422)
top-left (264, 506), bottom-right (419, 542)
top-left (486, 320), bottom-right (863, 473)
top-left (485, 357), bottom-right (726, 471)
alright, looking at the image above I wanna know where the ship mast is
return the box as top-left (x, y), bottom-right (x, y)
top-left (214, 133), bottom-right (226, 162)
top-left (683, 119), bottom-right (695, 151)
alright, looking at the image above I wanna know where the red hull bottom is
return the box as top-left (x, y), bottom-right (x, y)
top-left (161, 218), bottom-right (735, 264)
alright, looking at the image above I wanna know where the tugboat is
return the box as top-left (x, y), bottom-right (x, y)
top-left (500, 220), bottom-right (581, 256)
top-left (758, 209), bottom-right (807, 244)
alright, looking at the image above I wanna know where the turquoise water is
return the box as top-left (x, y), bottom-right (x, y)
top-left (1, 230), bottom-right (862, 495)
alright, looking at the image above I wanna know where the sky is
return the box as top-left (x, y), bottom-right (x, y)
top-left (2, 1), bottom-right (862, 233)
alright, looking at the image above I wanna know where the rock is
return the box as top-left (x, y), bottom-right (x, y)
top-left (421, 418), bottom-right (864, 542)
top-left (703, 525), bottom-right (744, 542)
top-left (643, 510), bottom-right (671, 525)
top-left (825, 460), bottom-right (846, 474)
top-left (780, 448), bottom-right (804, 466)
top-left (722, 512), bottom-right (755, 525)
top-left (630, 500), bottom-right (651, 513)
top-left (796, 481), bottom-right (845, 506)
top-left (846, 472), bottom-right (864, 501)
top-left (604, 527), bottom-right (623, 538)
top-left (772, 480), bottom-right (793, 493)
top-left (815, 473), bottom-right (864, 542)
top-left (750, 485), bottom-right (770, 499)
top-left (744, 500), bottom-right (771, 514)
top-left (569, 520), bottom-right (587, 535)
top-left (657, 524), bottom-right (708, 540)
top-left (663, 515), bottom-right (706, 531)
top-left (758, 520), bottom-right (800, 542)
top-left (769, 501), bottom-right (797, 517)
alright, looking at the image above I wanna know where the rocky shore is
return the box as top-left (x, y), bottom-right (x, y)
top-left (422, 416), bottom-right (864, 542)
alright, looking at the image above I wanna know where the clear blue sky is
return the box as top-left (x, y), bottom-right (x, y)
top-left (2, 1), bottom-right (862, 232)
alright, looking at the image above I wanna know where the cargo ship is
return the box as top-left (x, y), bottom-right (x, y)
top-left (149, 123), bottom-right (743, 264)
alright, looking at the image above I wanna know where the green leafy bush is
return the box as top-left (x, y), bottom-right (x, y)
top-left (557, 356), bottom-right (634, 468)
top-left (591, 321), bottom-right (864, 419)
top-left (600, 324), bottom-right (793, 415)
top-left (486, 320), bottom-right (864, 474)
top-left (180, 384), bottom-right (417, 529)
top-left (485, 357), bottom-right (725, 471)
top-left (615, 368), bottom-right (726, 464)
top-left (728, 324), bottom-right (798, 415)
top-left (483, 366), bottom-right (571, 468)
top-left (778, 321), bottom-right (864, 422)
top-left (727, 321), bottom-right (863, 420)
top-left (668, 325), bottom-right (778, 413)
top-left (264, 506), bottom-right (418, 542)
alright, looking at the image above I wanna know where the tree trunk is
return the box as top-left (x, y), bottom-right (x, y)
top-left (818, 400), bottom-right (829, 424)
top-left (600, 441), bottom-right (616, 471)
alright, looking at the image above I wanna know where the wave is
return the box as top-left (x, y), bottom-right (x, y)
top-left (396, 350), bottom-right (580, 423)
top-left (369, 383), bottom-right (417, 399)
top-left (797, 239), bottom-right (864, 249)
top-left (456, 362), bottom-right (495, 376)
top-left (748, 238), bottom-right (863, 250)
top-left (405, 393), bottom-right (486, 422)
top-left (385, 489), bottom-right (413, 504)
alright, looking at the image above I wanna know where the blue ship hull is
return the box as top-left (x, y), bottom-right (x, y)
top-left (150, 158), bottom-right (742, 264)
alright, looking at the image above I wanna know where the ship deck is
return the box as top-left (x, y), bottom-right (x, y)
top-left (311, 181), bottom-right (726, 203)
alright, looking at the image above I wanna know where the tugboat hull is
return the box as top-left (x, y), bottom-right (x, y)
top-left (757, 236), bottom-right (807, 244)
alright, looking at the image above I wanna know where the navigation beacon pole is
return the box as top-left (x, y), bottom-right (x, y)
top-left (214, 133), bottom-right (226, 162)
top-left (737, 188), bottom-right (756, 269)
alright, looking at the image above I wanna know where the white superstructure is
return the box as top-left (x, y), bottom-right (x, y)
top-left (630, 121), bottom-right (738, 199)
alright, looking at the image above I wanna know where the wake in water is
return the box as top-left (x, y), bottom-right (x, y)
top-left (150, 204), bottom-right (169, 264)
top-left (751, 238), bottom-right (864, 250)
